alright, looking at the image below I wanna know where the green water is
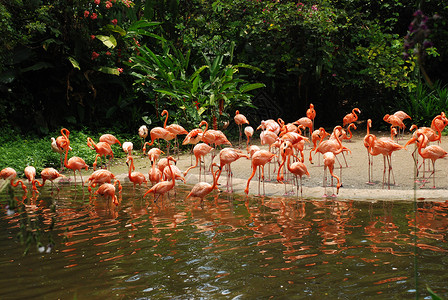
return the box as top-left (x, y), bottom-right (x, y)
top-left (1, 184), bottom-right (447, 299)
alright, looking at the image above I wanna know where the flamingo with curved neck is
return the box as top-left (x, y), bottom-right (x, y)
top-left (63, 129), bottom-right (89, 185)
top-left (186, 163), bottom-right (221, 201)
top-left (143, 156), bottom-right (176, 202)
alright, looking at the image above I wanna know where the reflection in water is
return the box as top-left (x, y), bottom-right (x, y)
top-left (0, 184), bottom-right (448, 298)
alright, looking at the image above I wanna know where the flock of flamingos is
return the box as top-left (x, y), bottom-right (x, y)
top-left (1, 106), bottom-right (448, 204)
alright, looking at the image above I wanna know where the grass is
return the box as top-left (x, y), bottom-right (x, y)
top-left (0, 127), bottom-right (137, 178)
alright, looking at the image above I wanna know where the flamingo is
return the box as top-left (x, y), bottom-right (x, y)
top-left (364, 119), bottom-right (374, 184)
top-left (293, 117), bottom-right (313, 138)
top-left (143, 156), bottom-right (177, 202)
top-left (247, 145), bottom-right (261, 158)
top-left (365, 133), bottom-right (404, 189)
top-left (383, 114), bottom-right (406, 140)
top-left (257, 119), bottom-right (281, 135)
top-left (186, 163), bottom-right (221, 202)
top-left (431, 112), bottom-right (448, 137)
top-left (138, 125), bottom-right (149, 150)
top-left (306, 103), bottom-right (316, 132)
top-left (163, 164), bottom-right (186, 184)
top-left (24, 166), bottom-right (36, 188)
top-left (87, 137), bottom-right (113, 170)
top-left (99, 134), bottom-right (121, 146)
top-left (122, 141), bottom-right (133, 157)
top-left (216, 148), bottom-right (250, 193)
top-left (147, 148), bottom-right (164, 185)
top-left (52, 128), bottom-right (72, 170)
top-left (126, 155), bottom-right (148, 189)
top-left (184, 143), bottom-right (214, 182)
top-left (162, 109), bottom-right (188, 157)
top-left (33, 167), bottom-right (65, 192)
top-left (415, 132), bottom-right (448, 189)
top-left (0, 167), bottom-right (27, 194)
top-left (234, 110), bottom-right (250, 148)
top-left (343, 108), bottom-right (361, 127)
top-left (309, 127), bottom-right (329, 165)
top-left (277, 141), bottom-right (309, 197)
top-left (244, 150), bottom-right (276, 196)
top-left (244, 126), bottom-right (254, 147)
top-left (143, 127), bottom-right (175, 155)
top-left (86, 169), bottom-right (122, 193)
top-left (95, 183), bottom-right (119, 206)
top-left (182, 127), bottom-right (204, 165)
top-left (200, 120), bottom-right (231, 170)
top-left (323, 152), bottom-right (341, 197)
top-left (63, 129), bottom-right (89, 185)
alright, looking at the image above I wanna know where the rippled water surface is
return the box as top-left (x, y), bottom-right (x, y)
top-left (1, 184), bottom-right (448, 299)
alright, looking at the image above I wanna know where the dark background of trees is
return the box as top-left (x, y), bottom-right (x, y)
top-left (0, 0), bottom-right (447, 136)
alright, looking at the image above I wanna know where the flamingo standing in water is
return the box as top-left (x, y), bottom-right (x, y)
top-left (415, 132), bottom-right (448, 189)
top-left (95, 183), bottom-right (119, 206)
top-left (126, 155), bottom-right (148, 189)
top-left (24, 166), bottom-right (36, 188)
top-left (0, 167), bottom-right (27, 194)
top-left (234, 110), bottom-right (249, 148)
top-left (33, 167), bottom-right (65, 192)
top-left (86, 169), bottom-right (122, 193)
top-left (186, 163), bottom-right (221, 202)
top-left (343, 108), bottom-right (361, 127)
top-left (87, 137), bottom-right (113, 171)
top-left (144, 156), bottom-right (177, 202)
top-left (244, 149), bottom-right (276, 196)
top-left (323, 152), bottom-right (341, 197)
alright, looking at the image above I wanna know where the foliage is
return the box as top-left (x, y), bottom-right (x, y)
top-left (395, 81), bottom-right (448, 126)
top-left (128, 40), bottom-right (265, 129)
top-left (0, 128), bottom-right (128, 178)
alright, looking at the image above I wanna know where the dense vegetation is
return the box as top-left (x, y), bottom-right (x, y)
top-left (0, 0), bottom-right (447, 172)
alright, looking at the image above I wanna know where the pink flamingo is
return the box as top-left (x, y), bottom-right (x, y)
top-left (162, 109), bottom-right (188, 157)
top-left (95, 183), bottom-right (119, 206)
top-left (87, 137), bottom-right (113, 171)
top-left (0, 167), bottom-right (27, 194)
top-left (244, 150), bottom-right (276, 195)
top-left (306, 103), bottom-right (316, 132)
top-left (126, 155), bottom-right (148, 189)
top-left (63, 129), bottom-right (89, 185)
top-left (415, 132), bottom-right (448, 188)
top-left (184, 143), bottom-right (214, 182)
top-left (216, 148), bottom-right (250, 193)
top-left (323, 152), bottom-right (341, 197)
top-left (278, 141), bottom-right (310, 197)
top-left (234, 110), bottom-right (249, 148)
top-left (144, 156), bottom-right (177, 202)
top-left (244, 126), bottom-right (254, 147)
top-left (99, 134), bottom-right (121, 147)
top-left (186, 163), bottom-right (221, 202)
top-left (86, 169), bottom-right (122, 193)
top-left (343, 108), bottom-right (361, 127)
top-left (33, 168), bottom-right (65, 192)
top-left (365, 133), bottom-right (404, 189)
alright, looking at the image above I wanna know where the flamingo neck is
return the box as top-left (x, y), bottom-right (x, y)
top-left (163, 111), bottom-right (169, 128)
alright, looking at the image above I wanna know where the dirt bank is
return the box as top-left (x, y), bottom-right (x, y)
top-left (109, 131), bottom-right (448, 202)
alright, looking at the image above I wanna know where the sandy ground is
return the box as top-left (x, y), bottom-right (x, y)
top-left (4, 131), bottom-right (447, 202)
top-left (106, 130), bottom-right (448, 202)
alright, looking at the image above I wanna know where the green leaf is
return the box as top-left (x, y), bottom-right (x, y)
top-left (96, 35), bottom-right (117, 48)
top-left (96, 66), bottom-right (119, 75)
top-left (68, 57), bottom-right (80, 70)
top-left (102, 25), bottom-right (127, 36)
top-left (198, 106), bottom-right (206, 115)
top-left (240, 83), bottom-right (266, 93)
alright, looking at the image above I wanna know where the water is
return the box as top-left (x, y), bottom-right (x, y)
top-left (1, 184), bottom-right (447, 299)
